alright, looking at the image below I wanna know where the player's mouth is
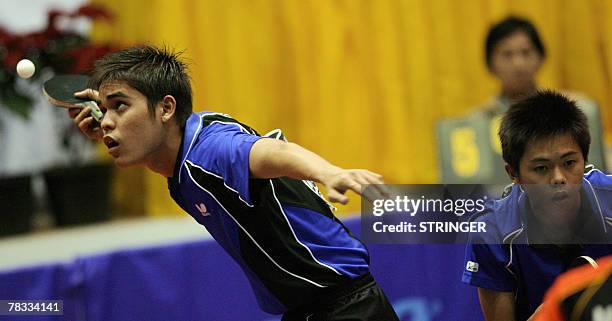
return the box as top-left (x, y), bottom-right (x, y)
top-left (103, 136), bottom-right (120, 156)
top-left (551, 191), bottom-right (569, 202)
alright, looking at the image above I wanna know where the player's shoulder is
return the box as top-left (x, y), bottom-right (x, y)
top-left (484, 184), bottom-right (522, 217)
top-left (195, 112), bottom-right (259, 136)
top-left (179, 112), bottom-right (259, 182)
top-left (471, 184), bottom-right (524, 241)
top-left (185, 112), bottom-right (255, 159)
top-left (184, 112), bottom-right (260, 160)
top-left (583, 167), bottom-right (612, 224)
top-left (179, 112), bottom-right (239, 167)
top-left (583, 165), bottom-right (612, 190)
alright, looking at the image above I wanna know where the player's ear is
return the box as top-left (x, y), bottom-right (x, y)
top-left (505, 164), bottom-right (519, 183)
top-left (160, 95), bottom-right (176, 123)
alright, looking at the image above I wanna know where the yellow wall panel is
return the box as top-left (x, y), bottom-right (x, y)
top-left (90, 0), bottom-right (612, 217)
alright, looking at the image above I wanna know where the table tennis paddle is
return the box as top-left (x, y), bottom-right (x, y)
top-left (570, 255), bottom-right (599, 269)
top-left (43, 74), bottom-right (104, 122)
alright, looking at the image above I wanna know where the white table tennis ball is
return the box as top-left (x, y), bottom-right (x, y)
top-left (16, 59), bottom-right (35, 79)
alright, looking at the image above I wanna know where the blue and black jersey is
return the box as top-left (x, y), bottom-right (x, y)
top-left (167, 112), bottom-right (370, 314)
top-left (462, 168), bottom-right (612, 321)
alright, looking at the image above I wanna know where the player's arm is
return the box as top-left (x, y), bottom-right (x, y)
top-left (477, 288), bottom-right (516, 321)
top-left (248, 138), bottom-right (386, 204)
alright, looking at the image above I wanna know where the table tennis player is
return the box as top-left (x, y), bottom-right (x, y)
top-left (462, 91), bottom-right (612, 321)
top-left (66, 45), bottom-right (399, 321)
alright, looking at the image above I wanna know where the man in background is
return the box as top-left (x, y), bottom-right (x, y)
top-left (483, 16), bottom-right (545, 110)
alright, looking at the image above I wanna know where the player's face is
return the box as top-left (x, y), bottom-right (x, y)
top-left (98, 81), bottom-right (165, 168)
top-left (490, 31), bottom-right (542, 96)
top-left (514, 133), bottom-right (585, 227)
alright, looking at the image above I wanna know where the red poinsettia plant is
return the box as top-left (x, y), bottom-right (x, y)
top-left (0, 4), bottom-right (117, 119)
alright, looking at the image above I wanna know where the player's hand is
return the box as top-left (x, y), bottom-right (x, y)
top-left (68, 89), bottom-right (103, 141)
top-left (321, 169), bottom-right (389, 205)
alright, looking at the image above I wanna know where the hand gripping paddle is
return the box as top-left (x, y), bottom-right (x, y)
top-left (43, 74), bottom-right (104, 122)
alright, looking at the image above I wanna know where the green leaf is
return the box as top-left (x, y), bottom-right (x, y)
top-left (0, 87), bottom-right (34, 120)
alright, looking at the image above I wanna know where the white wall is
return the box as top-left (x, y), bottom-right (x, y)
top-left (0, 0), bottom-right (94, 176)
top-left (0, 0), bottom-right (87, 33)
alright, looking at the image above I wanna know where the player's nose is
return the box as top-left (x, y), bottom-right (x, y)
top-left (100, 112), bottom-right (115, 132)
top-left (550, 167), bottom-right (567, 185)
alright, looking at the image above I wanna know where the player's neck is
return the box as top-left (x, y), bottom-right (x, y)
top-left (146, 126), bottom-right (183, 178)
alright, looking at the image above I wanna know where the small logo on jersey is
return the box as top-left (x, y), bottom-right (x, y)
top-left (466, 261), bottom-right (479, 272)
top-left (195, 203), bottom-right (210, 216)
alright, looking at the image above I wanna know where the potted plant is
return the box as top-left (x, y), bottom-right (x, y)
top-left (0, 4), bottom-right (118, 232)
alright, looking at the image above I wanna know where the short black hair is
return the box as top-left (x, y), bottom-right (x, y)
top-left (499, 90), bottom-right (590, 173)
top-left (89, 45), bottom-right (193, 128)
top-left (485, 16), bottom-right (546, 69)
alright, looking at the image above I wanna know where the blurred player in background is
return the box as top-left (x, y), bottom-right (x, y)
top-left (68, 45), bottom-right (398, 321)
top-left (462, 91), bottom-right (612, 321)
top-left (479, 16), bottom-right (602, 120)
top-left (482, 16), bottom-right (545, 111)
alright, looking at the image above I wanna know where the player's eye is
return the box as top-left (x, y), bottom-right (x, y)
top-left (522, 48), bottom-right (532, 57)
top-left (533, 165), bottom-right (547, 173)
top-left (115, 102), bottom-right (128, 111)
top-left (564, 159), bottom-right (577, 167)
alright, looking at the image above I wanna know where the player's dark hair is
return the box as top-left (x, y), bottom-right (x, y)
top-left (499, 90), bottom-right (590, 174)
top-left (485, 16), bottom-right (546, 69)
top-left (89, 45), bottom-right (193, 128)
